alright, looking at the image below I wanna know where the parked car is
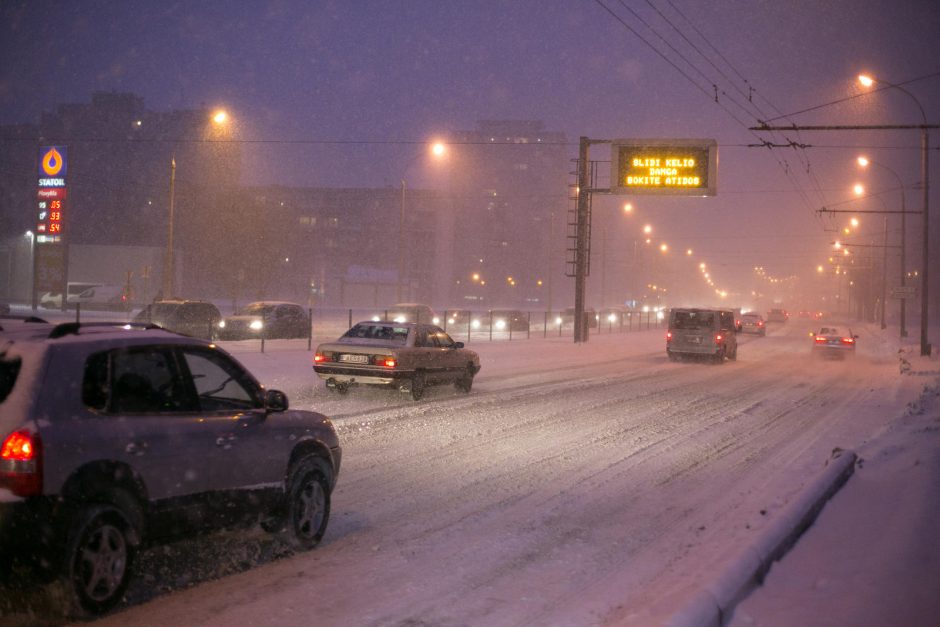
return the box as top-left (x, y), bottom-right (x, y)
top-left (314, 321), bottom-right (481, 400)
top-left (375, 303), bottom-right (440, 325)
top-left (738, 312), bottom-right (766, 335)
top-left (766, 308), bottom-right (789, 323)
top-left (0, 319), bottom-right (341, 615)
top-left (811, 326), bottom-right (858, 359)
top-left (217, 301), bottom-right (310, 340)
top-left (666, 307), bottom-right (738, 363)
top-left (133, 299), bottom-right (222, 340)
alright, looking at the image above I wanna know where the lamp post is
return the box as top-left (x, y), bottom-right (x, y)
top-left (24, 230), bottom-right (35, 309)
top-left (859, 74), bottom-right (930, 355)
top-left (162, 155), bottom-right (177, 299)
top-left (398, 141), bottom-right (447, 303)
top-left (858, 155), bottom-right (907, 336)
top-left (162, 109), bottom-right (229, 301)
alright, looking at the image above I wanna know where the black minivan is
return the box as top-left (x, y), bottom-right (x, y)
top-left (133, 299), bottom-right (221, 340)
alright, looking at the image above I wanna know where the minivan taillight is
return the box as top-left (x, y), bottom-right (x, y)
top-left (0, 430), bottom-right (43, 497)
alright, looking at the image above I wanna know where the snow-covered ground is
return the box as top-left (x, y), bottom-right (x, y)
top-left (1, 311), bottom-right (938, 626)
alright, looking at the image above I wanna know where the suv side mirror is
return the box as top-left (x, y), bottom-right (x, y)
top-left (264, 389), bottom-right (289, 412)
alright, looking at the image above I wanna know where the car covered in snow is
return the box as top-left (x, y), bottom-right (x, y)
top-left (313, 321), bottom-right (481, 400)
top-left (0, 318), bottom-right (341, 615)
top-left (810, 326), bottom-right (857, 359)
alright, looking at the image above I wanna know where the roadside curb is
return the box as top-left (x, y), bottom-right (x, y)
top-left (665, 448), bottom-right (858, 627)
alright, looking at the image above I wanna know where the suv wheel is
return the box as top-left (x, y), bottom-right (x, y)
top-left (66, 505), bottom-right (136, 615)
top-left (279, 456), bottom-right (331, 550)
top-left (454, 365), bottom-right (475, 393)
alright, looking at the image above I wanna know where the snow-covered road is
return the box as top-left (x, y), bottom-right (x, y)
top-left (5, 317), bottom-right (929, 626)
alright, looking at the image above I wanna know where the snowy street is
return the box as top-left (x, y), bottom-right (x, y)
top-left (37, 318), bottom-right (925, 626)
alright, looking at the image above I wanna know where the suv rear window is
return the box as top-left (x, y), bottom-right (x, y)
top-left (671, 311), bottom-right (715, 329)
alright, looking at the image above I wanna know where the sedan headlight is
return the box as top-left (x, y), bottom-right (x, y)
top-left (218, 320), bottom-right (226, 328)
top-left (249, 319), bottom-right (264, 331)
top-left (494, 319), bottom-right (506, 330)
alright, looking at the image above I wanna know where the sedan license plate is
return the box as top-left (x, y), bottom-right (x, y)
top-left (339, 353), bottom-right (369, 364)
top-left (690, 336), bottom-right (702, 344)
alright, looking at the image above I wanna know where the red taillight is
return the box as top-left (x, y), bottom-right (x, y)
top-left (0, 430), bottom-right (43, 497)
top-left (313, 352), bottom-right (331, 364)
top-left (758, 321), bottom-right (764, 327)
top-left (814, 336), bottom-right (828, 343)
top-left (715, 334), bottom-right (723, 343)
top-left (373, 355), bottom-right (397, 368)
top-left (666, 332), bottom-right (672, 341)
top-left (841, 337), bottom-right (855, 345)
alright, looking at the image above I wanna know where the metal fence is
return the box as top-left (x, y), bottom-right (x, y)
top-left (311, 308), bottom-right (667, 344)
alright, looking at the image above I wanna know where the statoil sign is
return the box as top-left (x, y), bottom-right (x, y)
top-left (36, 146), bottom-right (68, 243)
top-left (611, 139), bottom-right (717, 196)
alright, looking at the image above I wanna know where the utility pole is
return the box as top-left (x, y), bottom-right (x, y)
top-left (574, 137), bottom-right (591, 343)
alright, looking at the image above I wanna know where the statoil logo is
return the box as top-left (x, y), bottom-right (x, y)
top-left (39, 146), bottom-right (68, 177)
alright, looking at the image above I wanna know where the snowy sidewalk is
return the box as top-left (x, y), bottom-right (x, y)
top-left (728, 352), bottom-right (940, 626)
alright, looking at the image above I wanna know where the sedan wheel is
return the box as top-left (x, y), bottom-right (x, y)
top-left (411, 371), bottom-right (426, 401)
top-left (280, 457), bottom-right (331, 550)
top-left (67, 505), bottom-right (135, 615)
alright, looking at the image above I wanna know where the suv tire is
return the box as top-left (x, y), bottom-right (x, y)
top-left (279, 456), bottom-right (331, 551)
top-left (455, 365), bottom-right (475, 393)
top-left (66, 504), bottom-right (137, 615)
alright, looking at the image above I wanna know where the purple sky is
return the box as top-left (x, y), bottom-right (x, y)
top-left (2, 0), bottom-right (938, 295)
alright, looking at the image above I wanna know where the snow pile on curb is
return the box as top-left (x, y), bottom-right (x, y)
top-left (663, 449), bottom-right (858, 627)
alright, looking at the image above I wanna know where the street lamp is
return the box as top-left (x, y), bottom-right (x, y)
top-left (399, 141), bottom-right (447, 302)
top-left (24, 231), bottom-right (35, 308)
top-left (163, 108), bottom-right (230, 300)
top-left (858, 154), bottom-right (909, 336)
top-left (859, 73), bottom-right (930, 355)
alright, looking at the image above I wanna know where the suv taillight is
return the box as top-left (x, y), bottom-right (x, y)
top-left (0, 430), bottom-right (43, 497)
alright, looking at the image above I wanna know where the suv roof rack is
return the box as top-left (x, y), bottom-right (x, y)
top-left (48, 321), bottom-right (162, 339)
